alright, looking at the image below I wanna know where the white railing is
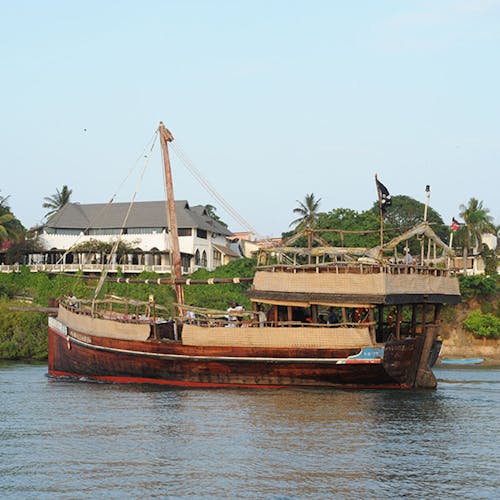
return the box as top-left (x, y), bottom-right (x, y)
top-left (0, 263), bottom-right (173, 274)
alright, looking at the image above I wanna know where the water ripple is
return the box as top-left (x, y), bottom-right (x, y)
top-left (0, 362), bottom-right (499, 499)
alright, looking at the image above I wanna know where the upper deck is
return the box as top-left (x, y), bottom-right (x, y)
top-left (250, 222), bottom-right (461, 306)
top-left (248, 262), bottom-right (461, 306)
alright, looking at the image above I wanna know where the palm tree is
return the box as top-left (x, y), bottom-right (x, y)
top-left (458, 198), bottom-right (495, 272)
top-left (43, 185), bottom-right (73, 219)
top-left (0, 212), bottom-right (15, 245)
top-left (290, 193), bottom-right (322, 231)
top-left (0, 197), bottom-right (24, 246)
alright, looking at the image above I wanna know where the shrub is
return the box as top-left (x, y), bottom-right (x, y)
top-left (0, 299), bottom-right (47, 359)
top-left (463, 310), bottom-right (500, 339)
top-left (459, 275), bottom-right (498, 299)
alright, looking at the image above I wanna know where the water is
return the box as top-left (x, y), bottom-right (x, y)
top-left (0, 362), bottom-right (499, 499)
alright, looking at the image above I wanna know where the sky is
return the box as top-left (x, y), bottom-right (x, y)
top-left (1, 0), bottom-right (499, 238)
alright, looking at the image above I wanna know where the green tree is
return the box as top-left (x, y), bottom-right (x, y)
top-left (4, 233), bottom-right (43, 265)
top-left (316, 208), bottom-right (380, 247)
top-left (0, 195), bottom-right (25, 246)
top-left (457, 198), bottom-right (496, 273)
top-left (205, 204), bottom-right (228, 228)
top-left (290, 193), bottom-right (322, 231)
top-left (43, 185), bottom-right (73, 219)
top-left (370, 195), bottom-right (446, 237)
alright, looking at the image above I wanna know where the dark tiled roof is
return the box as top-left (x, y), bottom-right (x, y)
top-left (44, 201), bottom-right (233, 236)
top-left (213, 243), bottom-right (242, 258)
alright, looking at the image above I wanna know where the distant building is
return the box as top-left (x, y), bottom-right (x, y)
top-left (451, 232), bottom-right (499, 275)
top-left (30, 200), bottom-right (239, 273)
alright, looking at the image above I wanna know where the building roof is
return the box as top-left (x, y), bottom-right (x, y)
top-left (44, 201), bottom-right (233, 236)
top-left (213, 243), bottom-right (242, 258)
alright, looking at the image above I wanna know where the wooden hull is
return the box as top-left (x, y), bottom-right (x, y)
top-left (47, 322), bottom-right (436, 389)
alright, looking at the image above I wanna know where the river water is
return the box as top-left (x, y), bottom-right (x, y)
top-left (0, 362), bottom-right (498, 499)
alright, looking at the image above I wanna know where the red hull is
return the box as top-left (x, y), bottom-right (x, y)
top-left (47, 327), bottom-right (422, 389)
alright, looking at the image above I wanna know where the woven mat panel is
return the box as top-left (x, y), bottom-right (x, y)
top-left (182, 324), bottom-right (374, 348)
top-left (253, 272), bottom-right (384, 295)
top-left (58, 306), bottom-right (151, 341)
top-left (385, 275), bottom-right (461, 295)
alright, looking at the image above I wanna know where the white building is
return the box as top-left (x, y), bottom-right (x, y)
top-left (34, 200), bottom-right (240, 273)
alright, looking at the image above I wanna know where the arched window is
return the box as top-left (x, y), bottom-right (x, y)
top-left (201, 250), bottom-right (207, 267)
top-left (213, 249), bottom-right (222, 268)
top-left (195, 249), bottom-right (200, 265)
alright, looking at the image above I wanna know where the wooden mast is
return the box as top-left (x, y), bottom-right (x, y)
top-left (159, 122), bottom-right (184, 306)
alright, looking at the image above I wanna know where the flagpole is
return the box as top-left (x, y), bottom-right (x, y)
top-left (375, 174), bottom-right (384, 250)
top-left (423, 185), bottom-right (430, 222)
top-left (448, 229), bottom-right (453, 269)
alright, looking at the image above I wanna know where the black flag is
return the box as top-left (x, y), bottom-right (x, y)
top-left (376, 179), bottom-right (392, 213)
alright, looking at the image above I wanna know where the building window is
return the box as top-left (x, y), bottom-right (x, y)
top-left (201, 250), bottom-right (207, 267)
top-left (127, 227), bottom-right (160, 235)
top-left (213, 249), bottom-right (222, 268)
top-left (195, 249), bottom-right (200, 265)
top-left (178, 228), bottom-right (192, 237)
top-left (181, 254), bottom-right (191, 273)
top-left (44, 228), bottom-right (82, 235)
top-left (197, 229), bottom-right (207, 239)
top-left (88, 228), bottom-right (122, 235)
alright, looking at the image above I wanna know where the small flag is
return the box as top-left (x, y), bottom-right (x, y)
top-left (451, 217), bottom-right (460, 231)
top-left (376, 179), bottom-right (392, 212)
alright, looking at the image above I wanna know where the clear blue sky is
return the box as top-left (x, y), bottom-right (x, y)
top-left (1, 0), bottom-right (499, 237)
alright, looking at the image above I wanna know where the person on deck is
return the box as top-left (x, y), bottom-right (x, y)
top-left (328, 308), bottom-right (339, 324)
top-left (256, 305), bottom-right (267, 327)
top-left (227, 302), bottom-right (244, 327)
top-left (402, 248), bottom-right (413, 265)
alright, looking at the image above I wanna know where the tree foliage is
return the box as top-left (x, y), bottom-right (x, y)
top-left (290, 193), bottom-right (322, 231)
top-left (0, 298), bottom-right (48, 360)
top-left (455, 198), bottom-right (496, 272)
top-left (72, 238), bottom-right (139, 263)
top-left (463, 310), bottom-right (500, 339)
top-left (479, 246), bottom-right (498, 277)
top-left (3, 233), bottom-right (43, 265)
top-left (184, 258), bottom-right (256, 310)
top-left (43, 185), bottom-right (73, 219)
top-left (0, 194), bottom-right (25, 246)
top-left (205, 204), bottom-right (228, 228)
top-left (370, 195), bottom-right (447, 240)
top-left (316, 208), bottom-right (380, 247)
top-left (459, 274), bottom-right (498, 299)
top-left (458, 198), bottom-right (495, 249)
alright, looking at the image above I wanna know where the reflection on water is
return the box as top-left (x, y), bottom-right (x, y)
top-left (0, 362), bottom-right (499, 499)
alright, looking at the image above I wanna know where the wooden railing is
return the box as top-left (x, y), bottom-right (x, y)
top-left (258, 261), bottom-right (454, 277)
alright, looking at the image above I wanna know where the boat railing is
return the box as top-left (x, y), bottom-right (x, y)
top-left (60, 295), bottom-right (170, 323)
top-left (256, 261), bottom-right (451, 277)
top-left (182, 313), bottom-right (375, 330)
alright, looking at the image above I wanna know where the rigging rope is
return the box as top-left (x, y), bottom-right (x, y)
top-left (170, 141), bottom-right (260, 238)
top-left (52, 131), bottom-right (159, 268)
top-left (91, 132), bottom-right (159, 306)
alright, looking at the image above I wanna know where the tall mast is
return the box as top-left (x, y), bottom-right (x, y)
top-left (159, 122), bottom-right (184, 306)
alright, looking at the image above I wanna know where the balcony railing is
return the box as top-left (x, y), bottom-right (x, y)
top-left (0, 263), bottom-right (173, 274)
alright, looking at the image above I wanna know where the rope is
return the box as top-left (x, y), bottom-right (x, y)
top-left (170, 141), bottom-right (260, 237)
top-left (92, 132), bottom-right (159, 305)
top-left (53, 131), bottom-right (159, 268)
